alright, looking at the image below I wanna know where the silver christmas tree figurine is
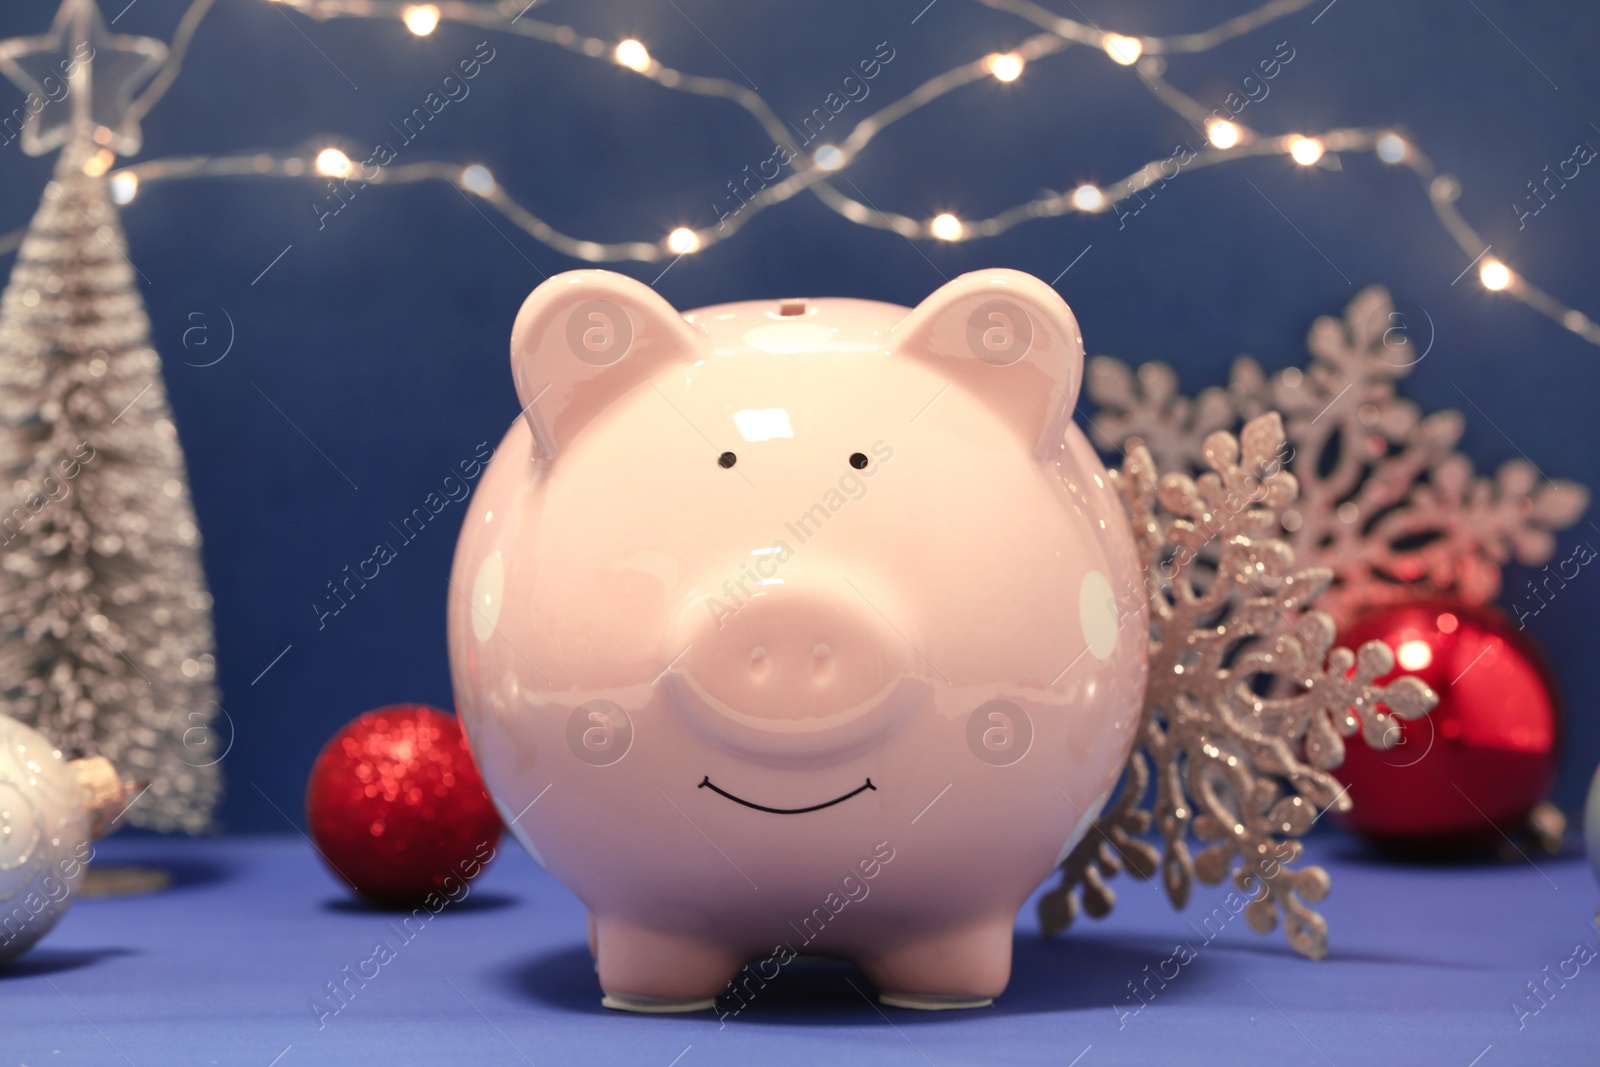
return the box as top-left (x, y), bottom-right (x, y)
top-left (0, 2), bottom-right (220, 832)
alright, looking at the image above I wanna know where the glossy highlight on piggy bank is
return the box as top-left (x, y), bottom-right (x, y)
top-left (447, 267), bottom-right (1147, 1011)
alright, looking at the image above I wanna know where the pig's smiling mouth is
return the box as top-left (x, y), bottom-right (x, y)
top-left (698, 776), bottom-right (876, 815)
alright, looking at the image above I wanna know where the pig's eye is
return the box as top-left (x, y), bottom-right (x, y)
top-left (848, 452), bottom-right (869, 470)
top-left (718, 451), bottom-right (738, 469)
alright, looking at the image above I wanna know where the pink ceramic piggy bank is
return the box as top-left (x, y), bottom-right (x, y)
top-left (448, 267), bottom-right (1146, 1012)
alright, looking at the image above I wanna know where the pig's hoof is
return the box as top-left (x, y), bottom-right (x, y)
top-left (879, 991), bottom-right (994, 1011)
top-left (601, 991), bottom-right (716, 1014)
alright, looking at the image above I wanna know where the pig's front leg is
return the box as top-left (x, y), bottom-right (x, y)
top-left (594, 915), bottom-right (744, 1013)
top-left (855, 916), bottom-right (1014, 1010)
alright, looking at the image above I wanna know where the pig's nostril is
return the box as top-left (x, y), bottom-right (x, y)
top-left (811, 644), bottom-right (835, 684)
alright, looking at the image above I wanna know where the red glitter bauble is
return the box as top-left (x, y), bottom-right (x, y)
top-left (306, 705), bottom-right (502, 906)
top-left (1334, 601), bottom-right (1561, 851)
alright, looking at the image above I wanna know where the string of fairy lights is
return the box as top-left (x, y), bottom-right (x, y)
top-left (5, 0), bottom-right (1596, 347)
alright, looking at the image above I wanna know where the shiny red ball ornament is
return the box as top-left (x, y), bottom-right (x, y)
top-left (306, 704), bottom-right (502, 906)
top-left (1334, 601), bottom-right (1560, 852)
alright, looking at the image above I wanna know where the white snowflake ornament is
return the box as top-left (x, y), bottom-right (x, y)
top-left (1042, 412), bottom-right (1438, 960)
top-left (1086, 286), bottom-right (1588, 629)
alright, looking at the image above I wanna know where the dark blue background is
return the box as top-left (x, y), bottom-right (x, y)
top-left (0, 0), bottom-right (1594, 832)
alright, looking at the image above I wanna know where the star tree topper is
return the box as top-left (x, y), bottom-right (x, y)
top-left (0, 0), bottom-right (166, 157)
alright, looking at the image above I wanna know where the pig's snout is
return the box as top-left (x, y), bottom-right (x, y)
top-left (667, 578), bottom-right (916, 760)
top-left (684, 585), bottom-right (903, 721)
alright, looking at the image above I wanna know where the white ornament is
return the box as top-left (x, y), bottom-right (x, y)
top-left (0, 713), bottom-right (127, 962)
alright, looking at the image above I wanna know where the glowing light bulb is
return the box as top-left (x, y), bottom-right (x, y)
top-left (1288, 135), bottom-right (1324, 166)
top-left (461, 164), bottom-right (495, 196)
top-left (1070, 184), bottom-right (1105, 212)
top-left (1396, 640), bottom-right (1432, 672)
top-left (1102, 33), bottom-right (1142, 65)
top-left (82, 148), bottom-right (114, 177)
top-left (614, 39), bottom-right (651, 72)
top-left (315, 148), bottom-right (353, 177)
top-left (667, 227), bottom-right (700, 254)
top-left (813, 144), bottom-right (844, 171)
top-left (1376, 132), bottom-right (1407, 164)
top-left (402, 4), bottom-right (440, 36)
top-left (930, 213), bottom-right (963, 241)
top-left (109, 171), bottom-right (138, 205)
top-left (985, 52), bottom-right (1024, 82)
top-left (1480, 259), bottom-right (1512, 291)
top-left (1206, 118), bottom-right (1241, 149)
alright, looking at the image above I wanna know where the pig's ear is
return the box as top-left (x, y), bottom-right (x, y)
top-left (891, 269), bottom-right (1084, 459)
top-left (511, 269), bottom-right (708, 459)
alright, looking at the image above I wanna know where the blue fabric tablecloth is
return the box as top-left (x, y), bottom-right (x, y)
top-left (4, 834), bottom-right (1597, 1066)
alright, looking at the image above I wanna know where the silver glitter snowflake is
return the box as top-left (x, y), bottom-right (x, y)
top-left (1085, 286), bottom-right (1588, 629)
top-left (1040, 413), bottom-right (1438, 960)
